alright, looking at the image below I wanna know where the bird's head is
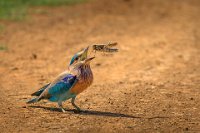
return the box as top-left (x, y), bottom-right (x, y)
top-left (73, 56), bottom-right (95, 68)
top-left (69, 56), bottom-right (95, 76)
top-left (69, 46), bottom-right (89, 66)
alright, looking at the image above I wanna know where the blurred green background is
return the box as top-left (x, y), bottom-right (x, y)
top-left (0, 0), bottom-right (86, 20)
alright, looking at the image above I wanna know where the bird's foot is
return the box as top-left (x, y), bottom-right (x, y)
top-left (74, 109), bottom-right (81, 113)
top-left (61, 108), bottom-right (66, 113)
top-left (73, 108), bottom-right (83, 113)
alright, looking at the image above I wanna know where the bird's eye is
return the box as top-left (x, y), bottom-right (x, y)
top-left (75, 57), bottom-right (78, 60)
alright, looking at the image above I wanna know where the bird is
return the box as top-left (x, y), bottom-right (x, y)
top-left (27, 47), bottom-right (94, 112)
top-left (31, 47), bottom-right (89, 97)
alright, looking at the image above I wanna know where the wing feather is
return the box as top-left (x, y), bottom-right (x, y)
top-left (48, 74), bottom-right (77, 96)
top-left (38, 72), bottom-right (77, 101)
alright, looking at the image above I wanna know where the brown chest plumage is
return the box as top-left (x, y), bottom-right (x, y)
top-left (70, 65), bottom-right (93, 94)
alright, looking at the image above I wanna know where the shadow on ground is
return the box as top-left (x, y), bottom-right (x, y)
top-left (29, 105), bottom-right (169, 120)
top-left (29, 105), bottom-right (141, 118)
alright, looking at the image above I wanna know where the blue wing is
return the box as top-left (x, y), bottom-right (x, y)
top-left (47, 74), bottom-right (77, 102)
top-left (31, 83), bottom-right (50, 96)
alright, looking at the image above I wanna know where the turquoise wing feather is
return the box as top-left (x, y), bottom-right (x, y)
top-left (47, 74), bottom-right (77, 102)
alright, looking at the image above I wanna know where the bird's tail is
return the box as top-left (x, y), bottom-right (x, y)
top-left (31, 83), bottom-right (50, 96)
top-left (31, 88), bottom-right (45, 96)
top-left (26, 97), bottom-right (39, 104)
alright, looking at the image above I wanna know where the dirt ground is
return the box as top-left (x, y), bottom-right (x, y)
top-left (0, 0), bottom-right (200, 132)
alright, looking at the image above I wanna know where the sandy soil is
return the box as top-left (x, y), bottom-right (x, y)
top-left (0, 0), bottom-right (200, 132)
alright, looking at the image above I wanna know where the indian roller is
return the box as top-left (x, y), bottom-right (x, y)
top-left (27, 47), bottom-right (94, 112)
top-left (30, 47), bottom-right (89, 97)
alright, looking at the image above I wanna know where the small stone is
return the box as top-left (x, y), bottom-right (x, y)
top-left (11, 67), bottom-right (18, 70)
top-left (95, 63), bottom-right (101, 66)
top-left (32, 53), bottom-right (37, 59)
top-left (119, 81), bottom-right (124, 84)
top-left (85, 98), bottom-right (88, 102)
top-left (127, 126), bottom-right (133, 128)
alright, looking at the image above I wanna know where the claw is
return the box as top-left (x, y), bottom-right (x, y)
top-left (58, 101), bottom-right (66, 113)
top-left (61, 108), bottom-right (66, 113)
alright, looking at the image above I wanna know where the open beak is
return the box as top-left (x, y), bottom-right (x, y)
top-left (80, 46), bottom-right (89, 61)
top-left (85, 56), bottom-right (95, 63)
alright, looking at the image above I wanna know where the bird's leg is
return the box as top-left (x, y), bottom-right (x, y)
top-left (71, 97), bottom-right (81, 112)
top-left (58, 101), bottom-right (66, 113)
